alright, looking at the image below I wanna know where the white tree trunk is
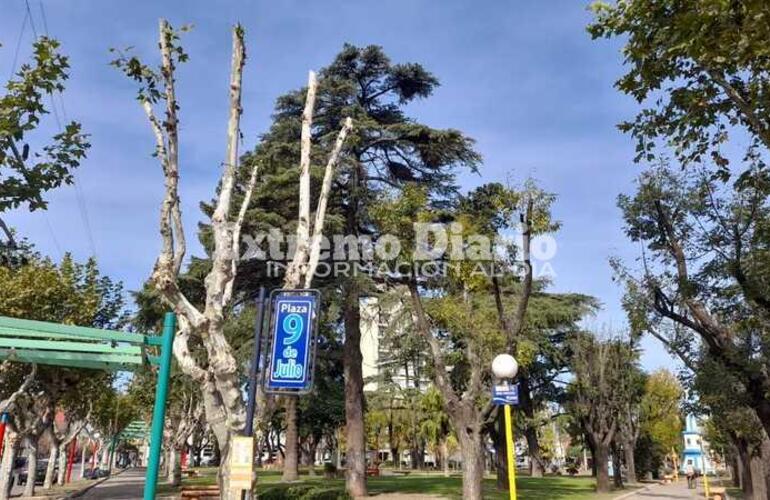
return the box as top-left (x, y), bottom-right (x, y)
top-left (56, 442), bottom-right (67, 485)
top-left (167, 447), bottom-right (181, 486)
top-left (442, 439), bottom-right (450, 477)
top-left (43, 442), bottom-right (57, 489)
top-left (0, 433), bottom-right (19, 500)
top-left (23, 437), bottom-right (38, 497)
top-left (125, 19), bottom-right (352, 500)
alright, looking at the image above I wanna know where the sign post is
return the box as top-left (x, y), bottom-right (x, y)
top-left (264, 290), bottom-right (320, 395)
top-left (143, 312), bottom-right (176, 500)
top-left (493, 383), bottom-right (519, 500)
top-left (230, 436), bottom-right (255, 494)
top-left (491, 354), bottom-right (519, 500)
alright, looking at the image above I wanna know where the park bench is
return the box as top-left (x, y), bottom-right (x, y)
top-left (662, 474), bottom-right (674, 484)
top-left (391, 470), bottom-right (411, 476)
top-left (180, 485), bottom-right (220, 500)
top-left (709, 486), bottom-right (726, 500)
top-left (366, 466), bottom-right (380, 477)
top-left (181, 469), bottom-right (200, 478)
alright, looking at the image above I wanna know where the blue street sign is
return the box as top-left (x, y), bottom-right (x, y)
top-left (265, 292), bottom-right (319, 393)
top-left (492, 382), bottom-right (519, 406)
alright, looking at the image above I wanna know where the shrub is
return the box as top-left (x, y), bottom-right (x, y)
top-left (259, 484), bottom-right (350, 500)
top-left (302, 488), bottom-right (351, 500)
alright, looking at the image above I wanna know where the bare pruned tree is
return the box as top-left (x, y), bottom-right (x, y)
top-left (114, 20), bottom-right (351, 496)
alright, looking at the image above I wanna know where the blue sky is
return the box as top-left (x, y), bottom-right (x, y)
top-left (0, 0), bottom-right (677, 371)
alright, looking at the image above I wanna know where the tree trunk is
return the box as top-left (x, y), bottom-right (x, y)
top-left (43, 442), bottom-right (57, 489)
top-left (595, 443), bottom-right (611, 493)
top-left (519, 378), bottom-right (544, 478)
top-left (623, 440), bottom-right (637, 484)
top-left (208, 414), bottom-right (236, 500)
top-left (307, 440), bottom-right (318, 476)
top-left (494, 411), bottom-right (508, 490)
top-left (750, 453), bottom-right (767, 500)
top-left (441, 439), bottom-right (450, 477)
top-left (80, 445), bottom-right (86, 479)
top-left (738, 442), bottom-right (753, 497)
top-left (761, 436), bottom-right (770, 499)
top-left (343, 291), bottom-right (367, 497)
top-left (167, 447), bottom-right (181, 486)
top-left (0, 433), bottom-right (19, 500)
top-left (390, 446), bottom-right (399, 468)
top-left (732, 455), bottom-right (741, 488)
top-left (458, 429), bottom-right (484, 500)
top-left (24, 437), bottom-right (38, 498)
top-left (282, 397), bottom-right (299, 481)
top-left (56, 441), bottom-right (67, 485)
top-left (587, 437), bottom-right (597, 477)
top-left (611, 442), bottom-right (623, 489)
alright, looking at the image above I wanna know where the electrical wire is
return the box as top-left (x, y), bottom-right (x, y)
top-left (34, 0), bottom-right (99, 258)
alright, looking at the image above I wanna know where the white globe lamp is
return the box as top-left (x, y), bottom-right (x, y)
top-left (491, 354), bottom-right (518, 380)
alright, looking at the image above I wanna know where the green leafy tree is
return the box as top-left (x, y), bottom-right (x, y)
top-left (634, 369), bottom-right (682, 479)
top-left (418, 386), bottom-right (453, 476)
top-left (0, 38), bottom-right (90, 245)
top-left (223, 43), bottom-right (479, 496)
top-left (0, 254), bottom-right (125, 497)
top-left (566, 332), bottom-right (640, 493)
top-left (589, 0), bottom-right (770, 178)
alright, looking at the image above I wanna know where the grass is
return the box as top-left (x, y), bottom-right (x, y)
top-left (160, 468), bottom-right (635, 499)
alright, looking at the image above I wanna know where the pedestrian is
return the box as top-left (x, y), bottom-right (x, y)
top-left (685, 464), bottom-right (695, 489)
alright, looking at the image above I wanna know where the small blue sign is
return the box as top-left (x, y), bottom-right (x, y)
top-left (266, 293), bottom-right (318, 393)
top-left (492, 383), bottom-right (519, 406)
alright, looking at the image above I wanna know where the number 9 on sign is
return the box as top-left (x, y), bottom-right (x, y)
top-left (282, 313), bottom-right (303, 345)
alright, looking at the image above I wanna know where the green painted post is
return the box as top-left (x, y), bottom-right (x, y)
top-left (143, 312), bottom-right (176, 500)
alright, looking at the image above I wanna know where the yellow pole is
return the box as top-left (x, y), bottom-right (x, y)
top-left (504, 404), bottom-right (517, 500)
top-left (700, 454), bottom-right (710, 498)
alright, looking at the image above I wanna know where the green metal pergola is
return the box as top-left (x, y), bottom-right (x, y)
top-left (118, 420), bottom-right (150, 441)
top-left (0, 312), bottom-right (176, 500)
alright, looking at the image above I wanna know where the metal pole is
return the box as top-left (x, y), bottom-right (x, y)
top-left (243, 287), bottom-right (267, 500)
top-left (504, 404), bottom-right (517, 500)
top-left (700, 440), bottom-right (710, 497)
top-left (245, 287), bottom-right (267, 436)
top-left (0, 412), bottom-right (7, 459)
top-left (66, 439), bottom-right (77, 483)
top-left (143, 312), bottom-right (176, 500)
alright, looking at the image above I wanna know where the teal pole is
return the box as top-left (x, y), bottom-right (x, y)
top-left (143, 312), bottom-right (176, 500)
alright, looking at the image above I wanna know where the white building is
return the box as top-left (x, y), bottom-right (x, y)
top-left (360, 295), bottom-right (427, 392)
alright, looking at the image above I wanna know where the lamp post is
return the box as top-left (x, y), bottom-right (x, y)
top-left (492, 354), bottom-right (519, 500)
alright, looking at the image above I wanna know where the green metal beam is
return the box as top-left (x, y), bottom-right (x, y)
top-left (0, 338), bottom-right (142, 355)
top-left (0, 327), bottom-right (91, 341)
top-left (0, 349), bottom-right (142, 370)
top-left (0, 316), bottom-right (150, 344)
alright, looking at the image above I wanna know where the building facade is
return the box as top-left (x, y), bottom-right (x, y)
top-left (680, 414), bottom-right (714, 474)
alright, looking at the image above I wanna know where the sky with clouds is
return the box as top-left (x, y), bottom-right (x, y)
top-left (0, 0), bottom-right (679, 371)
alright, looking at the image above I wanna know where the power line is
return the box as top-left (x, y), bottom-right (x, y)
top-left (24, 0), bottom-right (38, 38)
top-left (9, 7), bottom-right (28, 78)
top-left (35, 0), bottom-right (99, 259)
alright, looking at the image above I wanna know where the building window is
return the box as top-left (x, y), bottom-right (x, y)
top-left (686, 438), bottom-right (691, 446)
top-left (687, 459), bottom-right (693, 465)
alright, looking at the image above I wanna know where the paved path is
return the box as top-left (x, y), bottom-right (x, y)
top-left (80, 467), bottom-right (145, 499)
top-left (623, 479), bottom-right (707, 499)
